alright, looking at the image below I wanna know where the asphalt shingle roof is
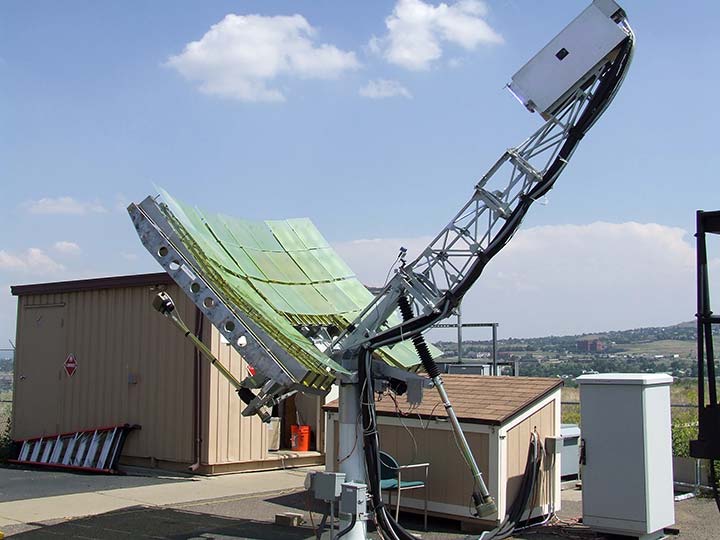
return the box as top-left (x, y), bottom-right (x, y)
top-left (324, 375), bottom-right (562, 426)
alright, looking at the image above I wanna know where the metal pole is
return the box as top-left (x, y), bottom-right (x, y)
top-left (432, 376), bottom-right (496, 516)
top-left (492, 324), bottom-right (498, 376)
top-left (337, 382), bottom-right (367, 539)
top-left (457, 303), bottom-right (463, 364)
top-left (697, 211), bottom-right (706, 411)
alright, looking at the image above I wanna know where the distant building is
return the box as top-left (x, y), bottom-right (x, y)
top-left (576, 336), bottom-right (606, 353)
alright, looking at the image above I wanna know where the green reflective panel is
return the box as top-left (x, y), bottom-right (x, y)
top-left (267, 220), bottom-right (307, 252)
top-left (157, 196), bottom-right (354, 378)
top-left (381, 342), bottom-right (419, 367)
top-left (288, 218), bottom-right (329, 249)
top-left (221, 273), bottom-right (280, 319)
top-left (250, 279), bottom-right (296, 314)
top-left (246, 221), bottom-right (284, 252)
top-left (245, 250), bottom-right (308, 284)
top-left (206, 244), bottom-right (243, 275)
top-left (219, 215), bottom-right (261, 251)
top-left (202, 213), bottom-right (243, 250)
top-left (313, 282), bottom-right (359, 314)
top-left (224, 277), bottom-right (343, 372)
top-left (335, 279), bottom-right (375, 310)
top-left (243, 251), bottom-right (287, 283)
top-left (197, 214), bottom-right (257, 278)
top-left (427, 342), bottom-right (443, 358)
top-left (223, 246), bottom-right (265, 280)
top-left (159, 189), bottom-right (204, 238)
top-left (264, 251), bottom-right (309, 284)
top-left (288, 251), bottom-right (334, 282)
top-left (274, 283), bottom-right (336, 315)
top-left (310, 248), bottom-right (354, 280)
top-left (156, 190), bottom-right (424, 378)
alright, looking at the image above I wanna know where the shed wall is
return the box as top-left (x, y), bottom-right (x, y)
top-left (328, 417), bottom-right (490, 509)
top-left (505, 400), bottom-right (556, 511)
top-left (206, 326), bottom-right (268, 465)
top-left (379, 421), bottom-right (491, 508)
top-left (13, 283), bottom-right (198, 465)
top-left (205, 327), bottom-right (327, 467)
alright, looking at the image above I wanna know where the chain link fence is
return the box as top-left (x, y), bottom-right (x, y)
top-left (0, 348), bottom-right (14, 435)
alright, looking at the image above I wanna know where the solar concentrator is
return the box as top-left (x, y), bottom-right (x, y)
top-left (128, 190), bottom-right (434, 399)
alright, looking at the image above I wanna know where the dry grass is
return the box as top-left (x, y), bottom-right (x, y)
top-left (0, 391), bottom-right (11, 435)
top-left (561, 380), bottom-right (700, 426)
top-left (615, 338), bottom-right (719, 358)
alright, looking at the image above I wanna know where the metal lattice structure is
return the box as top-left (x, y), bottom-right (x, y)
top-left (333, 37), bottom-right (633, 357)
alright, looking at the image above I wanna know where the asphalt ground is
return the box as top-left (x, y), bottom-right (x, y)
top-left (3, 485), bottom-right (718, 540)
top-left (0, 467), bottom-right (189, 503)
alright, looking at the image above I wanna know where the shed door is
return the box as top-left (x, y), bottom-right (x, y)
top-left (15, 305), bottom-right (65, 438)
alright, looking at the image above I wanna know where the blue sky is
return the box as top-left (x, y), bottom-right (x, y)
top-left (1, 1), bottom-right (719, 345)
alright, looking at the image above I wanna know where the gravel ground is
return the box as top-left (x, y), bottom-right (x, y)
top-left (4, 488), bottom-right (718, 539)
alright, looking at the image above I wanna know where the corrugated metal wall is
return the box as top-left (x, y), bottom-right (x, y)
top-left (13, 283), bottom-right (198, 465)
top-left (206, 326), bottom-right (268, 465)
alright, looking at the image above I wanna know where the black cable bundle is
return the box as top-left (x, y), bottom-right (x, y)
top-left (359, 348), bottom-right (419, 540)
top-left (454, 32), bottom-right (635, 301)
top-left (363, 32), bottom-right (635, 351)
top-left (469, 432), bottom-right (543, 540)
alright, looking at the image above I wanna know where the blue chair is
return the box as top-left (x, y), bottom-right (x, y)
top-left (379, 451), bottom-right (429, 530)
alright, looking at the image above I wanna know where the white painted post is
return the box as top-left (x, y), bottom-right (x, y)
top-left (336, 382), bottom-right (367, 539)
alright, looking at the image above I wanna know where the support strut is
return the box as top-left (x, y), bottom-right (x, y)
top-left (397, 294), bottom-right (496, 517)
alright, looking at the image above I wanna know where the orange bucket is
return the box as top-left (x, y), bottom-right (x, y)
top-left (290, 424), bottom-right (311, 451)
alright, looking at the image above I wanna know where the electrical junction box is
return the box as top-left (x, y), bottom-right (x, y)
top-left (339, 482), bottom-right (367, 517)
top-left (306, 471), bottom-right (345, 502)
top-left (577, 374), bottom-right (675, 540)
top-left (508, 0), bottom-right (629, 118)
top-left (560, 424), bottom-right (581, 479)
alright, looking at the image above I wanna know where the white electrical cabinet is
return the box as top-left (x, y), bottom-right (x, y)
top-left (577, 374), bottom-right (675, 540)
top-left (508, 0), bottom-right (629, 118)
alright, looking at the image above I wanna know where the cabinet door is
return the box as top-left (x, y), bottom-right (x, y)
top-left (581, 385), bottom-right (646, 526)
top-left (15, 305), bottom-right (65, 438)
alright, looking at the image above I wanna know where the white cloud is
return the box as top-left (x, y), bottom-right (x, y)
top-left (24, 196), bottom-right (107, 215)
top-left (53, 241), bottom-right (81, 255)
top-left (0, 248), bottom-right (64, 274)
top-left (114, 193), bottom-right (130, 212)
top-left (370, 0), bottom-right (503, 70)
top-left (359, 79), bottom-right (412, 99)
top-left (167, 13), bottom-right (360, 102)
top-left (333, 222), bottom-right (714, 337)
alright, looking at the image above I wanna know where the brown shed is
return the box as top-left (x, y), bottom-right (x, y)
top-left (11, 273), bottom-right (327, 474)
top-left (325, 375), bottom-right (563, 527)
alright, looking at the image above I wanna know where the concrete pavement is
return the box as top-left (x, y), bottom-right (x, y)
top-left (0, 465), bottom-right (317, 533)
top-left (0, 466), bottom-right (718, 539)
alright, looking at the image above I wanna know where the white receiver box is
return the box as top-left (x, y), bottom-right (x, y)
top-left (508, 0), bottom-right (628, 118)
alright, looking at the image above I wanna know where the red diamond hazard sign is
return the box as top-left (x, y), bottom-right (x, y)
top-left (64, 354), bottom-right (77, 377)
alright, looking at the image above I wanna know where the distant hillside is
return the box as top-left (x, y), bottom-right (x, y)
top-left (434, 321), bottom-right (714, 351)
top-left (432, 321), bottom-right (718, 381)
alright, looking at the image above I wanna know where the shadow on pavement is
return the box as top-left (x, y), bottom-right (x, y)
top-left (11, 506), bottom-right (315, 539)
top-left (263, 490), bottom-right (464, 537)
top-left (264, 490), bottom-right (326, 513)
top-left (0, 465), bottom-right (194, 503)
